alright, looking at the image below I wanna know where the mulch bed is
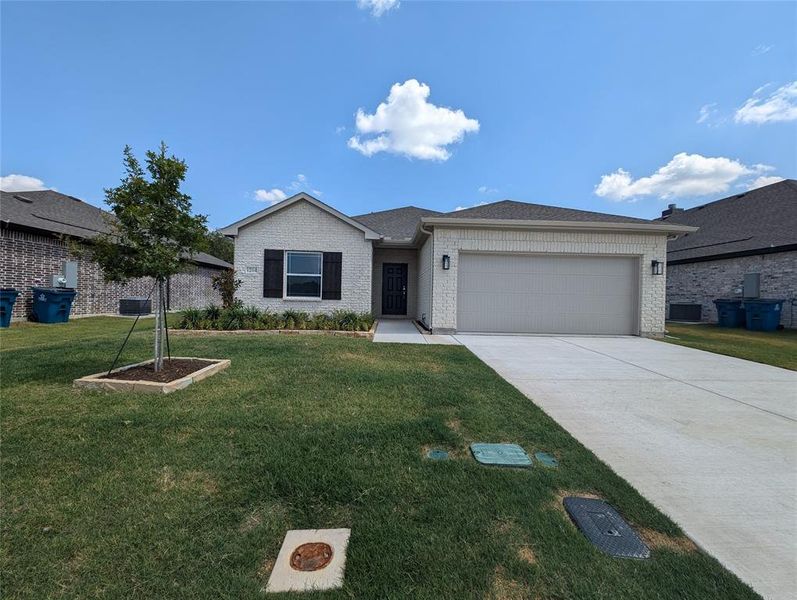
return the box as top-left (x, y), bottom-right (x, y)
top-left (101, 359), bottom-right (215, 383)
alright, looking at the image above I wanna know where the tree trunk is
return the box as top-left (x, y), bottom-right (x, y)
top-left (153, 279), bottom-right (164, 372)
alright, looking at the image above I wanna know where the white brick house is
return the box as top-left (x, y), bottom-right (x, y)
top-left (221, 193), bottom-right (694, 337)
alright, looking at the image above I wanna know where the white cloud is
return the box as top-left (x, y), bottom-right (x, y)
top-left (748, 175), bottom-right (785, 190)
top-left (734, 81), bottom-right (797, 124)
top-left (288, 174), bottom-right (307, 191)
top-left (751, 44), bottom-right (773, 56)
top-left (594, 152), bottom-right (776, 201)
top-left (253, 174), bottom-right (323, 204)
top-left (348, 79), bottom-right (480, 161)
top-left (0, 174), bottom-right (49, 192)
top-left (357, 0), bottom-right (399, 17)
top-left (253, 188), bottom-right (287, 204)
top-left (477, 185), bottom-right (498, 194)
top-left (696, 103), bottom-right (718, 124)
top-left (454, 200), bottom-right (488, 212)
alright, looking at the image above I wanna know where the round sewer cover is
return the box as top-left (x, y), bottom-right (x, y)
top-left (289, 542), bottom-right (334, 571)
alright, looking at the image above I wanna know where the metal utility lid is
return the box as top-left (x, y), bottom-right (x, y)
top-left (563, 497), bottom-right (650, 559)
top-left (534, 452), bottom-right (559, 468)
top-left (426, 449), bottom-right (449, 460)
top-left (470, 443), bottom-right (532, 467)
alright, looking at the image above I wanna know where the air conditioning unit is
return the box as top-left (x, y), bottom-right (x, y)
top-left (119, 298), bottom-right (152, 316)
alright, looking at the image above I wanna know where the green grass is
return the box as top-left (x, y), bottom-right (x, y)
top-left (1, 318), bottom-right (759, 599)
top-left (664, 322), bottom-right (797, 371)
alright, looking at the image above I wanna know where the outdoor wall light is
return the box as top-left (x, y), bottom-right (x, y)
top-left (651, 260), bottom-right (664, 275)
top-left (442, 255), bottom-right (451, 270)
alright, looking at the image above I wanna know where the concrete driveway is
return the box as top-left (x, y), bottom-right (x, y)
top-left (456, 334), bottom-right (797, 600)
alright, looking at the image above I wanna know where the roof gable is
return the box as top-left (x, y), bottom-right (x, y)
top-left (442, 199), bottom-right (653, 224)
top-left (219, 192), bottom-right (382, 239)
top-left (352, 206), bottom-right (443, 240)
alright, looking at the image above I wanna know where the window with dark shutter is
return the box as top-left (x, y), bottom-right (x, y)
top-left (321, 252), bottom-right (342, 300)
top-left (263, 249), bottom-right (284, 298)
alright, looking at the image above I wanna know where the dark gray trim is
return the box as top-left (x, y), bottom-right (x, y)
top-left (667, 244), bottom-right (797, 266)
top-left (263, 249), bottom-right (284, 298)
top-left (321, 252), bottom-right (342, 300)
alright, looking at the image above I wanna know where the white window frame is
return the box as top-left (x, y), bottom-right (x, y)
top-left (284, 250), bottom-right (323, 300)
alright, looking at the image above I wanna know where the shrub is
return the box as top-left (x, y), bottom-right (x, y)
top-left (219, 306), bottom-right (247, 330)
top-left (211, 268), bottom-right (242, 309)
top-left (281, 310), bottom-right (311, 330)
top-left (177, 305), bottom-right (374, 332)
top-left (204, 305), bottom-right (221, 322)
top-left (178, 308), bottom-right (203, 330)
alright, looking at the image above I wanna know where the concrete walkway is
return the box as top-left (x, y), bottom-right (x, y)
top-left (373, 319), bottom-right (459, 345)
top-left (456, 334), bottom-right (797, 600)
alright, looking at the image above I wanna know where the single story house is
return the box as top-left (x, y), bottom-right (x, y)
top-left (220, 193), bottom-right (695, 336)
top-left (661, 179), bottom-right (797, 329)
top-left (1, 189), bottom-right (232, 320)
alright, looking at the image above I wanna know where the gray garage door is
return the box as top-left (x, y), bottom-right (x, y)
top-left (457, 253), bottom-right (639, 335)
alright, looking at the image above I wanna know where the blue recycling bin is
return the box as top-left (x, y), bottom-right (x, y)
top-left (713, 298), bottom-right (745, 328)
top-left (0, 288), bottom-right (20, 328)
top-left (31, 287), bottom-right (78, 323)
top-left (744, 299), bottom-right (785, 332)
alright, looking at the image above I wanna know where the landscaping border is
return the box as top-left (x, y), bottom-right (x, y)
top-left (73, 357), bottom-right (230, 394)
top-left (171, 322), bottom-right (376, 339)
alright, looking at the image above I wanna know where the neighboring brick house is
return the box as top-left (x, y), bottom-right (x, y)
top-left (1, 189), bottom-right (232, 320)
top-left (661, 179), bottom-right (797, 328)
top-left (221, 192), bottom-right (694, 336)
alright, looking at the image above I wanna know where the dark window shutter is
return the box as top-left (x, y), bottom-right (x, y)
top-left (322, 252), bottom-right (342, 300)
top-left (263, 250), bottom-right (284, 298)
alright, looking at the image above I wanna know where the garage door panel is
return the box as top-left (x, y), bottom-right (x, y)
top-left (457, 253), bottom-right (639, 335)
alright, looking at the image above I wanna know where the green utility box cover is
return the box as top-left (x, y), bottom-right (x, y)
top-left (426, 449), bottom-right (449, 460)
top-left (535, 452), bottom-right (559, 468)
top-left (470, 443), bottom-right (532, 467)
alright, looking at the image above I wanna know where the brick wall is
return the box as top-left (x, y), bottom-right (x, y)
top-left (234, 199), bottom-right (373, 313)
top-left (667, 251), bottom-right (797, 328)
top-left (1, 228), bottom-right (223, 320)
top-left (416, 236), bottom-right (432, 326)
top-left (429, 227), bottom-right (668, 336)
top-left (168, 266), bottom-right (223, 310)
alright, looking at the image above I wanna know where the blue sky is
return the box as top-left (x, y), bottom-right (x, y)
top-left (2, 1), bottom-right (795, 229)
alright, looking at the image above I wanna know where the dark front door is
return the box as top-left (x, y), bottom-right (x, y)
top-left (382, 263), bottom-right (408, 315)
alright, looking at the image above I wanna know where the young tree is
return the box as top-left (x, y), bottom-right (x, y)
top-left (211, 268), bottom-right (242, 309)
top-left (87, 143), bottom-right (208, 371)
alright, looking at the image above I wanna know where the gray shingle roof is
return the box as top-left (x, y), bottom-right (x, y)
top-left (442, 199), bottom-right (654, 223)
top-left (352, 206), bottom-right (443, 240)
top-left (662, 179), bottom-right (797, 263)
top-left (353, 200), bottom-right (657, 239)
top-left (0, 189), bottom-right (232, 269)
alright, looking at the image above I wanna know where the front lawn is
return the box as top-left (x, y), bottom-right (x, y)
top-left (1, 318), bottom-right (758, 599)
top-left (664, 322), bottom-right (797, 371)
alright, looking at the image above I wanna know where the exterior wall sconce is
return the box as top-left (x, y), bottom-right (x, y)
top-left (442, 255), bottom-right (451, 270)
top-left (651, 260), bottom-right (664, 275)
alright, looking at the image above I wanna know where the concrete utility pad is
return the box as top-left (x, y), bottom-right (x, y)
top-left (265, 528), bottom-right (351, 593)
top-left (373, 319), bottom-right (459, 344)
top-left (457, 334), bottom-right (797, 600)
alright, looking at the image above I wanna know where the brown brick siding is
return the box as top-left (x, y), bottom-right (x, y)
top-left (666, 250), bottom-right (797, 328)
top-left (1, 228), bottom-right (224, 320)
